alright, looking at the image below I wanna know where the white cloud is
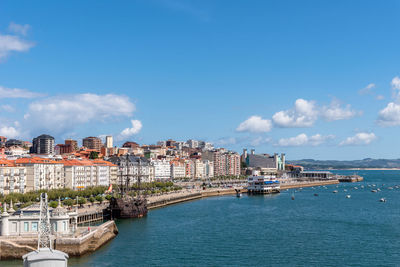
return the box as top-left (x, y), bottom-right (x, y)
top-left (277, 133), bottom-right (334, 147)
top-left (215, 137), bottom-right (237, 146)
top-left (25, 93), bottom-right (135, 133)
top-left (118, 120), bottom-right (142, 140)
top-left (272, 99), bottom-right (318, 127)
top-left (0, 34), bottom-right (34, 61)
top-left (236, 115), bottom-right (272, 133)
top-left (8, 22), bottom-right (30, 36)
top-left (391, 76), bottom-right (400, 101)
top-left (0, 86), bottom-right (43, 98)
top-left (320, 100), bottom-right (357, 121)
top-left (250, 136), bottom-right (271, 146)
top-left (358, 83), bottom-right (375, 95)
top-left (376, 95), bottom-right (384, 100)
top-left (0, 104), bottom-right (15, 112)
top-left (339, 132), bottom-right (376, 146)
top-left (272, 98), bottom-right (359, 127)
top-left (0, 126), bottom-right (20, 138)
top-left (377, 102), bottom-right (400, 126)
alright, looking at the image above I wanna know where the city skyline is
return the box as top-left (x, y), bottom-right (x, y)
top-left (1, 0), bottom-right (400, 160)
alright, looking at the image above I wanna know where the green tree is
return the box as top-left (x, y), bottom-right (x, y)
top-left (89, 151), bottom-right (99, 159)
top-left (49, 201), bottom-right (59, 208)
top-left (89, 196), bottom-right (96, 203)
top-left (63, 199), bottom-right (74, 207)
top-left (78, 197), bottom-right (87, 205)
top-left (105, 195), bottom-right (112, 201)
top-left (95, 195), bottom-right (104, 203)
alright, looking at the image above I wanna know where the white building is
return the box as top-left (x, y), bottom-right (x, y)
top-left (194, 159), bottom-right (204, 179)
top-left (203, 160), bottom-right (214, 179)
top-left (170, 161), bottom-right (186, 179)
top-left (105, 136), bottom-right (113, 148)
top-left (0, 160), bottom-right (26, 194)
top-left (152, 159), bottom-right (171, 180)
top-left (0, 202), bottom-right (72, 237)
top-left (63, 159), bottom-right (113, 190)
top-left (186, 139), bottom-right (199, 149)
top-left (16, 158), bottom-right (64, 192)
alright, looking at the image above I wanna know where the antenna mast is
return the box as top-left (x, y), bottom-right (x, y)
top-left (38, 193), bottom-right (52, 250)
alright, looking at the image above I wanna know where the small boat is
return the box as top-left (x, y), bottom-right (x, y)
top-left (388, 187), bottom-right (393, 190)
top-left (379, 198), bottom-right (386, 202)
top-left (371, 189), bottom-right (377, 193)
top-left (354, 187), bottom-right (358, 190)
top-left (343, 189), bottom-right (347, 192)
top-left (333, 190), bottom-right (338, 193)
top-left (346, 195), bottom-right (351, 199)
top-left (314, 193), bottom-right (319, 197)
top-left (377, 188), bottom-right (381, 192)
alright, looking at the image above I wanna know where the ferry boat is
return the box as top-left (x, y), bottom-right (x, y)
top-left (247, 174), bottom-right (280, 194)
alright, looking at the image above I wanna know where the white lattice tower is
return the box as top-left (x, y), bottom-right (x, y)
top-left (38, 193), bottom-right (52, 249)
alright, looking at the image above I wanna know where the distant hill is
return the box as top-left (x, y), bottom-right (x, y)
top-left (287, 158), bottom-right (400, 170)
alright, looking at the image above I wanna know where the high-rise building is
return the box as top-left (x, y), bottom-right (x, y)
top-left (30, 134), bottom-right (55, 155)
top-left (82, 136), bottom-right (102, 151)
top-left (65, 139), bottom-right (78, 150)
top-left (105, 136), bottom-right (113, 148)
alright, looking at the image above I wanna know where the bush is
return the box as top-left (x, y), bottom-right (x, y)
top-left (63, 199), bottom-right (74, 207)
top-left (89, 196), bottom-right (96, 203)
top-left (105, 195), bottom-right (112, 201)
top-left (49, 201), bottom-right (59, 208)
top-left (78, 197), bottom-right (87, 205)
top-left (95, 195), bottom-right (104, 203)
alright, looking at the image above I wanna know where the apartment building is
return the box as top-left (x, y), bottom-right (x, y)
top-left (16, 157), bottom-right (64, 191)
top-left (170, 160), bottom-right (186, 179)
top-left (152, 159), bottom-right (171, 180)
top-left (82, 136), bottom-right (102, 151)
top-left (0, 159), bottom-right (26, 194)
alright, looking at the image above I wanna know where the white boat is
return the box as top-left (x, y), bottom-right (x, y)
top-left (333, 190), bottom-right (338, 193)
top-left (346, 195), bottom-right (351, 199)
top-left (247, 174), bottom-right (280, 194)
top-left (379, 198), bottom-right (386, 202)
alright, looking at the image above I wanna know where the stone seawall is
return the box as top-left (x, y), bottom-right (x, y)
top-left (281, 179), bottom-right (340, 190)
top-left (0, 220), bottom-right (118, 260)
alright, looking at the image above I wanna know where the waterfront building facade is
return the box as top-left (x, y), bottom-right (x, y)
top-left (243, 149), bottom-right (285, 172)
top-left (170, 160), bottom-right (186, 179)
top-left (16, 158), bottom-right (64, 191)
top-left (152, 159), bottom-right (171, 180)
top-left (0, 203), bottom-right (72, 237)
top-left (109, 155), bottom-right (154, 185)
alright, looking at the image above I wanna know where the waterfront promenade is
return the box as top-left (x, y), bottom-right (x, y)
top-left (147, 179), bottom-right (341, 209)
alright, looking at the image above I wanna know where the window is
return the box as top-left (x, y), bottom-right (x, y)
top-left (53, 222), bottom-right (57, 232)
top-left (24, 222), bottom-right (29, 232)
top-left (12, 222), bottom-right (17, 232)
top-left (63, 221), bottom-right (67, 231)
top-left (31, 222), bottom-right (38, 231)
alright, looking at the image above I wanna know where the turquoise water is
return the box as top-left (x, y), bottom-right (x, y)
top-left (3, 170), bottom-right (400, 266)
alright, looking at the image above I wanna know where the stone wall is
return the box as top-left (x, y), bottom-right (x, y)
top-left (0, 220), bottom-right (118, 260)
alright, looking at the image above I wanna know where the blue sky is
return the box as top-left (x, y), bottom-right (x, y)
top-left (1, 0), bottom-right (400, 160)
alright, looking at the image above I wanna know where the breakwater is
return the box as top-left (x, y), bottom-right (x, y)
top-left (281, 179), bottom-right (339, 189)
top-left (148, 188), bottom-right (244, 210)
top-left (0, 220), bottom-right (118, 260)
